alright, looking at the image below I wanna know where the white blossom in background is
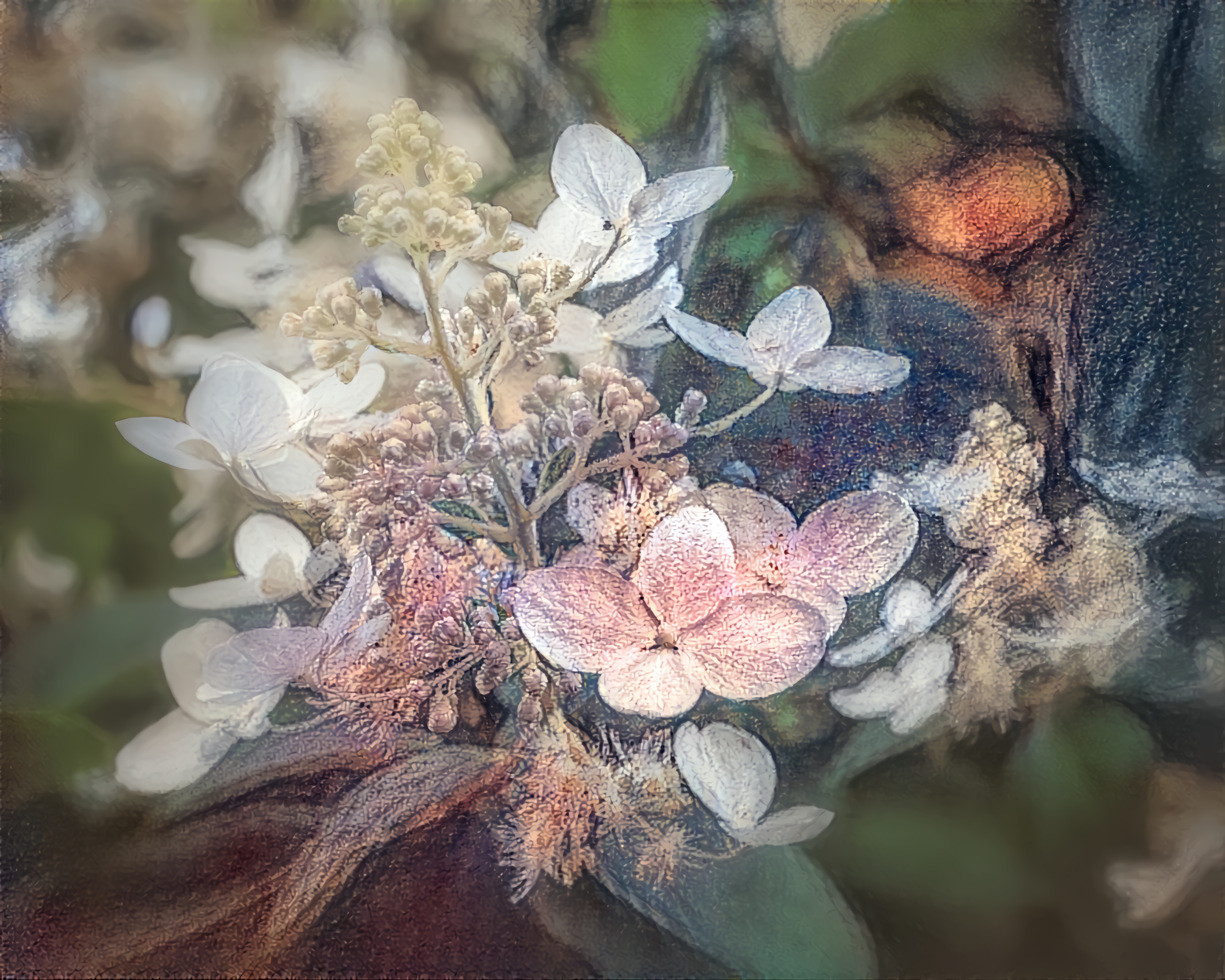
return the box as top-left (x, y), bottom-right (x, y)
top-left (548, 266), bottom-right (682, 368)
top-left (513, 506), bottom-right (830, 718)
top-left (130, 295), bottom-right (173, 349)
top-left (674, 721), bottom-right (834, 846)
top-left (169, 513), bottom-right (313, 610)
top-left (117, 353), bottom-right (384, 501)
top-left (827, 570), bottom-right (968, 668)
top-left (116, 555), bottom-right (387, 794)
top-left (664, 286), bottom-right (910, 395)
top-left (1076, 455), bottom-right (1225, 520)
top-left (828, 636), bottom-right (956, 735)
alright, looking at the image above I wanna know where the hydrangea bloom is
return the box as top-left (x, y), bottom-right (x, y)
top-left (548, 266), bottom-right (682, 368)
top-left (664, 285), bottom-right (910, 394)
top-left (512, 506), bottom-right (830, 718)
top-left (828, 636), bottom-right (956, 735)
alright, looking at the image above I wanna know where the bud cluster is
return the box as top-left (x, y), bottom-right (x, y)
top-left (673, 388), bottom-right (708, 429)
top-left (452, 270), bottom-right (561, 367)
top-left (339, 98), bottom-right (520, 259)
top-left (280, 277), bottom-right (382, 382)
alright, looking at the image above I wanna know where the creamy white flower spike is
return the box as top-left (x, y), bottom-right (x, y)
top-left (512, 506), bottom-right (830, 718)
top-left (117, 353), bottom-right (384, 501)
top-left (674, 721), bottom-right (834, 846)
top-left (828, 636), bottom-right (956, 735)
top-left (169, 513), bottom-right (313, 610)
top-left (827, 569), bottom-right (968, 668)
top-left (549, 266), bottom-right (683, 368)
top-left (1076, 455), bottom-right (1225, 520)
top-left (664, 286), bottom-right (910, 394)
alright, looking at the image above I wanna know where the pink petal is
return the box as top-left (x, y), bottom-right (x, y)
top-left (702, 484), bottom-right (797, 557)
top-left (634, 506), bottom-right (734, 628)
top-left (774, 575), bottom-right (848, 634)
top-left (792, 490), bottom-right (918, 596)
top-left (596, 647), bottom-right (704, 718)
top-left (682, 594), bottom-right (828, 700)
top-left (511, 566), bottom-right (655, 673)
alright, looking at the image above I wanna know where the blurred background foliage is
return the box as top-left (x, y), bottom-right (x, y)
top-left (2, 0), bottom-right (1222, 976)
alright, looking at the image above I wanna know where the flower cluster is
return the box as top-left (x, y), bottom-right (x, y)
top-left (280, 278), bottom-right (386, 383)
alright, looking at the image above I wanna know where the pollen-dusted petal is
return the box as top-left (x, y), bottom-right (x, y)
top-left (512, 566), bottom-right (656, 673)
top-left (792, 490), bottom-right (918, 596)
top-left (634, 506), bottom-right (735, 628)
top-left (702, 483), bottom-right (797, 556)
top-left (683, 593), bottom-right (828, 700)
top-left (596, 646), bottom-right (704, 718)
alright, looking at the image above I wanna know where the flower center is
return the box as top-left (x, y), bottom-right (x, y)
top-left (654, 624), bottom-right (679, 648)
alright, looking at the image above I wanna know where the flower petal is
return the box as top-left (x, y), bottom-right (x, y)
top-left (550, 124), bottom-right (646, 221)
top-left (880, 578), bottom-right (938, 635)
top-left (301, 361), bottom-right (385, 419)
top-left (825, 629), bottom-right (894, 669)
top-left (702, 483), bottom-right (797, 556)
top-left (548, 304), bottom-right (610, 363)
top-left (319, 552), bottom-right (375, 646)
top-left (600, 265), bottom-right (683, 340)
top-left (115, 417), bottom-right (218, 470)
top-left (245, 445), bottom-right (324, 501)
top-left (793, 490), bottom-right (918, 596)
top-left (114, 709), bottom-right (237, 794)
top-left (596, 647), bottom-right (703, 718)
top-left (589, 224), bottom-right (670, 287)
top-left (635, 507), bottom-right (735, 628)
top-left (788, 346), bottom-right (910, 394)
top-left (200, 626), bottom-right (326, 702)
top-left (161, 618), bottom-right (238, 722)
top-left (240, 117), bottom-right (301, 236)
top-left (180, 235), bottom-right (303, 313)
top-left (232, 512), bottom-right (312, 580)
top-left (629, 166), bottom-right (734, 225)
top-left (746, 286), bottom-right (832, 365)
top-left (512, 565), bottom-right (655, 673)
top-left (185, 354), bottom-right (301, 457)
top-left (663, 307), bottom-right (757, 372)
top-left (731, 805), bottom-right (835, 846)
top-left (169, 577), bottom-right (270, 610)
top-left (674, 721), bottom-right (776, 830)
top-left (683, 593), bottom-right (828, 700)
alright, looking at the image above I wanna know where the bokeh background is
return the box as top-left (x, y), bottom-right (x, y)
top-left (2, 0), bottom-right (1222, 976)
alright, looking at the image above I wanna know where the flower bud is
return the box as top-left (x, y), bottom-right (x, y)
top-left (427, 694), bottom-right (458, 733)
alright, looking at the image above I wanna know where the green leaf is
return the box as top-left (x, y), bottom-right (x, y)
top-left (584, 0), bottom-right (716, 139)
top-left (598, 836), bottom-right (876, 979)
top-left (722, 100), bottom-right (812, 209)
top-left (2, 708), bottom-right (117, 801)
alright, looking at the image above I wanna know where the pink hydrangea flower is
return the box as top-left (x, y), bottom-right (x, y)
top-left (511, 506), bottom-right (830, 718)
top-left (703, 484), bottom-right (919, 635)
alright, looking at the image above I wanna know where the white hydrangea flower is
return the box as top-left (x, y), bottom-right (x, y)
top-left (116, 353), bottom-right (384, 501)
top-left (169, 513), bottom-right (313, 610)
top-left (549, 265), bottom-right (682, 368)
top-left (674, 721), bottom-right (834, 846)
top-left (828, 636), bottom-right (956, 734)
top-left (664, 285), bottom-right (910, 394)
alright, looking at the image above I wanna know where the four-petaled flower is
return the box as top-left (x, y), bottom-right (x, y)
top-left (512, 506), bottom-right (830, 718)
top-left (664, 285), bottom-right (910, 394)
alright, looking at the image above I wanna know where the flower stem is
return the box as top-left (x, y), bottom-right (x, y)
top-left (690, 381), bottom-right (779, 438)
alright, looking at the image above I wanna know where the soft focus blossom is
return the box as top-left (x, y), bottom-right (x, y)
top-left (828, 636), bottom-right (956, 735)
top-left (169, 513), bottom-right (313, 610)
top-left (827, 570), bottom-right (968, 668)
top-left (548, 266), bottom-right (682, 368)
top-left (1076, 455), bottom-right (1225, 520)
top-left (664, 285), bottom-right (910, 394)
top-left (513, 506), bottom-right (830, 718)
top-left (117, 353), bottom-right (385, 501)
top-left (703, 483), bottom-right (920, 634)
top-left (674, 721), bottom-right (834, 846)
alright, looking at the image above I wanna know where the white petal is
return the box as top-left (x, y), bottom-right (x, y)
top-left (244, 445), bottom-right (324, 501)
top-left (328, 613), bottom-right (391, 670)
top-left (745, 286), bottom-right (832, 365)
top-left (240, 118), bottom-right (301, 236)
top-left (635, 506), bottom-right (736, 628)
top-left (232, 512), bottom-right (312, 580)
top-left (169, 577), bottom-right (269, 610)
top-left (115, 709), bottom-right (237, 794)
top-left (161, 618), bottom-right (238, 722)
top-left (601, 264), bottom-right (683, 340)
top-left (548, 304), bottom-right (609, 362)
top-left (827, 666), bottom-right (905, 722)
top-left (301, 362), bottom-right (385, 420)
top-left (731, 805), bottom-right (835, 846)
top-left (880, 579), bottom-right (938, 635)
top-left (662, 307), bottom-right (757, 372)
top-left (180, 235), bottom-right (303, 312)
top-left (150, 327), bottom-right (312, 377)
top-left (550, 124), bottom-right (646, 221)
top-left (512, 199), bottom-right (615, 275)
top-left (825, 629), bottom-right (894, 669)
top-left (828, 636), bottom-right (955, 734)
top-left (674, 721), bottom-right (777, 829)
top-left (588, 225), bottom-right (669, 287)
top-left (788, 346), bottom-right (910, 394)
top-left (131, 295), bottom-right (172, 348)
top-left (185, 354), bottom-right (301, 457)
top-left (200, 625), bottom-right (326, 702)
top-left (370, 251), bottom-right (426, 311)
top-left (115, 417), bottom-right (218, 471)
top-left (596, 647), bottom-right (704, 718)
top-left (319, 552), bottom-right (375, 646)
top-left (1076, 455), bottom-right (1225, 519)
top-left (629, 166), bottom-right (734, 225)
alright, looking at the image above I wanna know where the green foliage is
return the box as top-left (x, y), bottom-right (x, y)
top-left (2, 709), bottom-right (117, 803)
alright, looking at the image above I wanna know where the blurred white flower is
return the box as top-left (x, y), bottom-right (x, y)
top-left (1, 283), bottom-right (96, 347)
top-left (169, 513), bottom-right (313, 609)
top-left (130, 295), bottom-right (173, 349)
top-left (142, 324), bottom-right (314, 378)
top-left (513, 506), bottom-right (830, 718)
top-left (241, 116), bottom-right (303, 238)
top-left (664, 286), bottom-right (910, 394)
top-left (674, 721), bottom-right (834, 846)
top-left (828, 636), bottom-right (956, 735)
top-left (116, 353), bottom-right (384, 501)
top-left (179, 235), bottom-right (308, 315)
top-left (1076, 455), bottom-right (1225, 520)
top-left (549, 266), bottom-right (682, 368)
top-left (170, 469), bottom-right (242, 560)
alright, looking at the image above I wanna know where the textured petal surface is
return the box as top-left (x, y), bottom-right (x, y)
top-left (566, 481), bottom-right (616, 545)
top-left (200, 626), bottom-right (326, 702)
top-left (186, 354), bottom-right (300, 456)
top-left (663, 307), bottom-right (757, 372)
top-left (601, 265), bottom-right (683, 341)
top-left (635, 507), bottom-right (735, 628)
top-left (596, 647), bottom-right (703, 718)
top-left (114, 709), bottom-right (237, 794)
top-left (789, 346), bottom-right (911, 394)
top-left (674, 721), bottom-right (776, 830)
top-left (301, 362), bottom-right (385, 421)
top-left (684, 593), bottom-right (828, 700)
top-left (746, 286), bottom-right (832, 364)
top-left (319, 552), bottom-right (375, 645)
top-left (161, 618), bottom-right (238, 723)
top-left (512, 565), bottom-right (655, 673)
top-left (793, 490), bottom-right (918, 596)
top-left (732, 805), bottom-right (835, 846)
top-left (629, 167), bottom-right (734, 225)
top-left (589, 223), bottom-right (669, 287)
top-left (702, 484), bottom-right (796, 556)
top-left (232, 512), bottom-right (312, 580)
top-left (551, 124), bottom-right (646, 220)
top-left (115, 417), bottom-right (218, 471)
top-left (245, 445), bottom-right (324, 501)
